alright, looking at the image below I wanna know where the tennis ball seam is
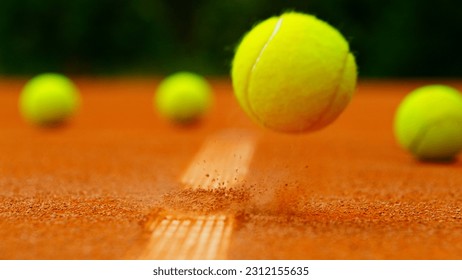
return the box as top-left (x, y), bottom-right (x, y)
top-left (308, 52), bottom-right (350, 129)
top-left (408, 116), bottom-right (462, 156)
top-left (242, 16), bottom-right (284, 127)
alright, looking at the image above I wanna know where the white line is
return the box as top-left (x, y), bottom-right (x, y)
top-left (140, 217), bottom-right (171, 259)
top-left (176, 217), bottom-right (206, 259)
top-left (162, 219), bottom-right (192, 258)
top-left (218, 217), bottom-right (234, 258)
top-left (189, 216), bottom-right (216, 259)
top-left (181, 129), bottom-right (257, 190)
top-left (141, 130), bottom-right (257, 260)
top-left (204, 216), bottom-right (228, 260)
top-left (141, 214), bottom-right (233, 260)
top-left (149, 219), bottom-right (181, 258)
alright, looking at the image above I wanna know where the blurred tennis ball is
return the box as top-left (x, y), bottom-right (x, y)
top-left (19, 73), bottom-right (81, 126)
top-left (394, 85), bottom-right (462, 161)
top-left (231, 12), bottom-right (357, 133)
top-left (155, 72), bottom-right (213, 124)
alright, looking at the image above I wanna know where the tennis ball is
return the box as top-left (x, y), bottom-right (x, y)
top-left (231, 12), bottom-right (357, 133)
top-left (19, 73), bottom-right (80, 126)
top-left (155, 72), bottom-right (212, 123)
top-left (394, 85), bottom-right (462, 161)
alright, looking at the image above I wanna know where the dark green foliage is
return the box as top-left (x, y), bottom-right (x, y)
top-left (0, 0), bottom-right (460, 77)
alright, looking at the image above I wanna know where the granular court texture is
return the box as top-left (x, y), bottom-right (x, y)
top-left (0, 78), bottom-right (461, 259)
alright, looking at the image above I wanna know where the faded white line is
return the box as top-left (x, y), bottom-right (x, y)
top-left (181, 129), bottom-right (257, 190)
top-left (141, 129), bottom-right (257, 260)
top-left (140, 214), bottom-right (234, 260)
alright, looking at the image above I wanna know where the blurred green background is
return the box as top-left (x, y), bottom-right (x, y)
top-left (0, 0), bottom-right (460, 77)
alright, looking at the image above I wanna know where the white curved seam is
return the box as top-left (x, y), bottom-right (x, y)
top-left (309, 51), bottom-right (350, 130)
top-left (251, 18), bottom-right (284, 73)
top-left (244, 18), bottom-right (284, 123)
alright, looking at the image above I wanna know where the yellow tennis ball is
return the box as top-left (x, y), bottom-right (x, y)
top-left (394, 85), bottom-right (462, 161)
top-left (19, 73), bottom-right (80, 126)
top-left (231, 12), bottom-right (357, 133)
top-left (155, 72), bottom-right (213, 123)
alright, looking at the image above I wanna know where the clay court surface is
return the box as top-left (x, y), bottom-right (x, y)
top-left (1, 78), bottom-right (462, 260)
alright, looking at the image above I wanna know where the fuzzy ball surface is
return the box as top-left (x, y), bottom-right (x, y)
top-left (231, 12), bottom-right (357, 133)
top-left (19, 73), bottom-right (80, 126)
top-left (394, 85), bottom-right (462, 161)
top-left (155, 72), bottom-right (212, 124)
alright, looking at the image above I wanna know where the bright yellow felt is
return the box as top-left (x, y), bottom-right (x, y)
top-left (155, 72), bottom-right (212, 123)
top-left (232, 12), bottom-right (357, 133)
top-left (394, 85), bottom-right (462, 161)
top-left (19, 73), bottom-right (80, 126)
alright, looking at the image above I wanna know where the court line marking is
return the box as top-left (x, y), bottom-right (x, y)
top-left (140, 129), bottom-right (257, 260)
top-left (181, 130), bottom-right (257, 190)
top-left (139, 214), bottom-right (234, 260)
